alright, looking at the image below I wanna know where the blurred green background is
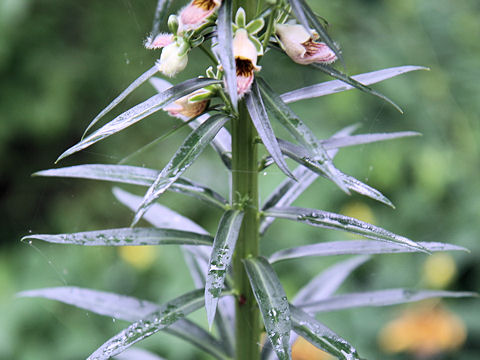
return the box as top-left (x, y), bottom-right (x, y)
top-left (0, 0), bottom-right (479, 359)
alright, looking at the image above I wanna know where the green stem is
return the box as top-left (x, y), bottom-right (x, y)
top-left (232, 101), bottom-right (261, 360)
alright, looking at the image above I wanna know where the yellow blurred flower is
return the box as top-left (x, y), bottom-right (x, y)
top-left (423, 253), bottom-right (457, 289)
top-left (378, 301), bottom-right (466, 358)
top-left (292, 337), bottom-right (334, 360)
top-left (118, 246), bottom-right (157, 270)
top-left (341, 201), bottom-right (376, 225)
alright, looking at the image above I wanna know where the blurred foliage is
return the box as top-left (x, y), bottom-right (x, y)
top-left (0, 0), bottom-right (479, 359)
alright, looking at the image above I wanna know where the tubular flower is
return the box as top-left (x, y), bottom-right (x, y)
top-left (179, 0), bottom-right (221, 31)
top-left (163, 90), bottom-right (209, 120)
top-left (156, 40), bottom-right (189, 77)
top-left (276, 24), bottom-right (337, 65)
top-left (233, 28), bottom-right (261, 96)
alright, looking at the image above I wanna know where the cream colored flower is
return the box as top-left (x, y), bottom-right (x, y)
top-left (179, 0), bottom-right (221, 31)
top-left (164, 90), bottom-right (209, 120)
top-left (233, 28), bottom-right (261, 96)
top-left (276, 24), bottom-right (337, 65)
top-left (156, 40), bottom-right (189, 77)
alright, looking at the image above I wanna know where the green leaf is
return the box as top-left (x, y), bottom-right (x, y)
top-left (290, 305), bottom-right (362, 360)
top-left (293, 256), bottom-right (370, 304)
top-left (132, 114), bottom-right (230, 226)
top-left (112, 187), bottom-right (209, 234)
top-left (299, 289), bottom-right (477, 313)
top-left (243, 256), bottom-right (292, 360)
top-left (277, 139), bottom-right (394, 207)
top-left (281, 66), bottom-right (428, 103)
top-left (82, 66), bottom-right (159, 138)
top-left (258, 78), bottom-right (348, 192)
top-left (246, 81), bottom-right (295, 180)
top-left (150, 0), bottom-right (173, 39)
top-left (57, 78), bottom-right (221, 162)
top-left (22, 228), bottom-right (213, 247)
top-left (206, 210), bottom-right (244, 328)
top-left (321, 131), bottom-right (421, 150)
top-left (35, 164), bottom-right (228, 209)
top-left (312, 63), bottom-right (404, 113)
top-left (270, 240), bottom-right (468, 263)
top-left (18, 287), bottom-right (227, 360)
top-left (87, 289), bottom-right (205, 360)
top-left (288, 0), bottom-right (343, 65)
top-left (114, 348), bottom-right (165, 360)
top-left (264, 206), bottom-right (426, 252)
top-left (216, 0), bottom-right (238, 111)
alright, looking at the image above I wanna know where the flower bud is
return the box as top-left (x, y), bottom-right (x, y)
top-left (144, 33), bottom-right (174, 49)
top-left (276, 24), bottom-right (337, 65)
top-left (156, 40), bottom-right (189, 77)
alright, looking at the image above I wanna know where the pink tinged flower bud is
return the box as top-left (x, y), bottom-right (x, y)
top-left (144, 33), bottom-right (174, 49)
top-left (232, 29), bottom-right (261, 97)
top-left (163, 90), bottom-right (209, 120)
top-left (156, 42), bottom-right (189, 77)
top-left (276, 24), bottom-right (337, 65)
top-left (179, 0), bottom-right (221, 31)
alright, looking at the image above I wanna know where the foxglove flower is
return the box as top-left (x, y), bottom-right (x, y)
top-left (179, 0), bottom-right (221, 31)
top-left (163, 90), bottom-right (209, 120)
top-left (276, 24), bottom-right (337, 65)
top-left (233, 29), bottom-right (261, 96)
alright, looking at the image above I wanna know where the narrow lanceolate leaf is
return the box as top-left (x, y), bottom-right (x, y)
top-left (216, 0), bottom-right (238, 111)
top-left (293, 256), bottom-right (370, 305)
top-left (150, 0), bottom-right (173, 39)
top-left (257, 78), bottom-right (347, 192)
top-left (114, 348), bottom-right (165, 360)
top-left (278, 139), bottom-right (393, 207)
top-left (299, 289), bottom-right (477, 313)
top-left (260, 125), bottom-right (359, 234)
top-left (246, 81), bottom-right (295, 180)
top-left (288, 0), bottom-right (343, 65)
top-left (205, 210), bottom-right (244, 328)
top-left (244, 256), bottom-right (292, 360)
top-left (132, 114), bottom-right (230, 226)
top-left (264, 206), bottom-right (426, 252)
top-left (312, 63), bottom-right (403, 113)
top-left (270, 240), bottom-right (468, 263)
top-left (35, 164), bottom-right (228, 209)
top-left (281, 66), bottom-right (428, 103)
top-left (290, 305), bottom-right (361, 360)
top-left (321, 131), bottom-right (421, 150)
top-left (112, 187), bottom-right (209, 234)
top-left (18, 287), bottom-right (226, 360)
top-left (22, 228), bottom-right (213, 247)
top-left (57, 78), bottom-right (220, 162)
top-left (87, 289), bottom-right (205, 360)
top-left (83, 66), bottom-right (159, 138)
